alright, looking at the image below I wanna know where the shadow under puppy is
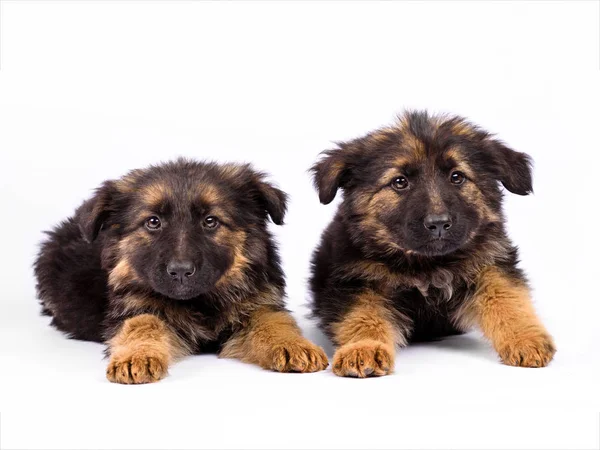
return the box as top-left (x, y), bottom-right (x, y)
top-left (35, 159), bottom-right (328, 384)
top-left (310, 111), bottom-right (555, 377)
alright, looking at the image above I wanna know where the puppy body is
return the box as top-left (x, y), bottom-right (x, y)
top-left (310, 111), bottom-right (555, 377)
top-left (35, 159), bottom-right (327, 383)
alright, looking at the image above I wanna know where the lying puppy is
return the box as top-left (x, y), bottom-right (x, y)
top-left (310, 111), bottom-right (555, 377)
top-left (35, 159), bottom-right (327, 383)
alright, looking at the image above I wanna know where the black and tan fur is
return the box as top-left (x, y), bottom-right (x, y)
top-left (310, 111), bottom-right (555, 377)
top-left (35, 159), bottom-right (327, 383)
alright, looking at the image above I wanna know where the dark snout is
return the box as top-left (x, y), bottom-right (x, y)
top-left (167, 259), bottom-right (196, 282)
top-left (147, 228), bottom-right (233, 301)
top-left (424, 213), bottom-right (452, 238)
top-left (157, 250), bottom-right (224, 300)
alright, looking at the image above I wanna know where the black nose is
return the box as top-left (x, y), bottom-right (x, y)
top-left (424, 214), bottom-right (452, 238)
top-left (167, 260), bottom-right (196, 281)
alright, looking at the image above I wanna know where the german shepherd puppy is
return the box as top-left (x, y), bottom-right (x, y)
top-left (310, 111), bottom-right (555, 377)
top-left (35, 159), bottom-right (328, 383)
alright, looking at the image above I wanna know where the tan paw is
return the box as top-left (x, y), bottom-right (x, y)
top-left (497, 331), bottom-right (556, 368)
top-left (269, 339), bottom-right (329, 373)
top-left (106, 350), bottom-right (169, 384)
top-left (333, 340), bottom-right (394, 378)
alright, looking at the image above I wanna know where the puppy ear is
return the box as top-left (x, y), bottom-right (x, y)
top-left (75, 181), bottom-right (119, 242)
top-left (485, 140), bottom-right (533, 195)
top-left (310, 148), bottom-right (350, 205)
top-left (249, 173), bottom-right (288, 225)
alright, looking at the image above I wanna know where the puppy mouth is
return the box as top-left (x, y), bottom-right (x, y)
top-left (410, 238), bottom-right (462, 256)
top-left (152, 283), bottom-right (207, 301)
top-left (167, 291), bottom-right (200, 301)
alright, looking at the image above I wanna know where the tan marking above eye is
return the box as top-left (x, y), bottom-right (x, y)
top-left (203, 207), bottom-right (232, 226)
top-left (450, 164), bottom-right (474, 181)
top-left (441, 148), bottom-right (474, 180)
top-left (197, 184), bottom-right (221, 206)
top-left (393, 155), bottom-right (410, 167)
top-left (379, 164), bottom-right (412, 187)
top-left (140, 183), bottom-right (169, 207)
top-left (379, 168), bottom-right (402, 186)
top-left (195, 186), bottom-right (236, 225)
top-left (444, 147), bottom-right (462, 161)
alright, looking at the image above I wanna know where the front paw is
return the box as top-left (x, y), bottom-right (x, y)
top-left (270, 339), bottom-right (329, 373)
top-left (497, 330), bottom-right (556, 368)
top-left (106, 350), bottom-right (169, 384)
top-left (333, 340), bottom-right (395, 378)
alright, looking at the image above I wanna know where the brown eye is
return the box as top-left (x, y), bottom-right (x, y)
top-left (203, 216), bottom-right (219, 229)
top-left (450, 171), bottom-right (466, 185)
top-left (391, 176), bottom-right (409, 190)
top-left (145, 216), bottom-right (161, 230)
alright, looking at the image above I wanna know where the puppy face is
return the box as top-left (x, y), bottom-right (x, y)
top-left (312, 111), bottom-right (532, 257)
top-left (76, 159), bottom-right (286, 300)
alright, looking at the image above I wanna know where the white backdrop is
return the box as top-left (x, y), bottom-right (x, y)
top-left (1, 1), bottom-right (599, 449)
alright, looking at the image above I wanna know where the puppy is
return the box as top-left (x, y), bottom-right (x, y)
top-left (309, 111), bottom-right (555, 377)
top-left (35, 159), bottom-right (328, 383)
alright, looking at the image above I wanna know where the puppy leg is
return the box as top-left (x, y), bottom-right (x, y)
top-left (331, 291), bottom-right (409, 378)
top-left (457, 267), bottom-right (556, 367)
top-left (106, 314), bottom-right (190, 384)
top-left (220, 307), bottom-right (328, 373)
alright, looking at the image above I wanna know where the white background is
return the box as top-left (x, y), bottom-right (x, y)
top-left (1, 1), bottom-right (599, 449)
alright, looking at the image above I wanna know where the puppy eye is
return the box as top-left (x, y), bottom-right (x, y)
top-left (145, 216), bottom-right (161, 230)
top-left (391, 176), bottom-right (409, 190)
top-left (203, 216), bottom-right (219, 229)
top-left (450, 171), bottom-right (466, 185)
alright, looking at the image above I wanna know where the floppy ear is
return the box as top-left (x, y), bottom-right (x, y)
top-left (75, 181), bottom-right (119, 242)
top-left (310, 148), bottom-right (350, 205)
top-left (251, 177), bottom-right (288, 225)
top-left (484, 140), bottom-right (533, 195)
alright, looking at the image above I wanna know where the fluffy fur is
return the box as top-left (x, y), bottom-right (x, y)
top-left (309, 111), bottom-right (555, 377)
top-left (35, 159), bottom-right (327, 383)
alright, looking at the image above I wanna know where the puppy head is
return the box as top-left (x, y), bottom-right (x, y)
top-left (311, 111), bottom-right (532, 257)
top-left (76, 159), bottom-right (287, 300)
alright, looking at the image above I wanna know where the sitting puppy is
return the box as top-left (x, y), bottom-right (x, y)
top-left (310, 111), bottom-right (555, 377)
top-left (35, 159), bottom-right (327, 383)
